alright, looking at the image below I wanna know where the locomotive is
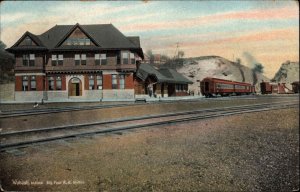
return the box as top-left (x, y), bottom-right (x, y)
top-left (200, 77), bottom-right (255, 97)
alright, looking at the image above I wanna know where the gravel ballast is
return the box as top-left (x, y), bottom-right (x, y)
top-left (0, 108), bottom-right (299, 191)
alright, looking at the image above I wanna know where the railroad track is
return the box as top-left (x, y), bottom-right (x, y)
top-left (0, 96), bottom-right (297, 118)
top-left (0, 101), bottom-right (298, 152)
top-left (0, 99), bottom-right (203, 118)
top-left (0, 103), bottom-right (140, 118)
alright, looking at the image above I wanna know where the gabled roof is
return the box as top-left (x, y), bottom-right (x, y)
top-left (55, 23), bottom-right (100, 47)
top-left (38, 25), bottom-right (74, 49)
top-left (12, 31), bottom-right (46, 48)
top-left (127, 36), bottom-right (141, 47)
top-left (137, 63), bottom-right (193, 84)
top-left (137, 63), bottom-right (170, 83)
top-left (81, 24), bottom-right (138, 49)
top-left (37, 24), bottom-right (139, 49)
top-left (7, 23), bottom-right (143, 58)
top-left (158, 68), bottom-right (193, 84)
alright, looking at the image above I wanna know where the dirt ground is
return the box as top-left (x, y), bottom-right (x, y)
top-left (0, 108), bottom-right (298, 192)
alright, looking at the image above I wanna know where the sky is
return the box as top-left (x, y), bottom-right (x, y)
top-left (0, 0), bottom-right (299, 78)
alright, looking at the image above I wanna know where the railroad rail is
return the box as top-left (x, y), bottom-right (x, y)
top-left (0, 99), bottom-right (200, 118)
top-left (0, 95), bottom-right (297, 118)
top-left (0, 101), bottom-right (298, 151)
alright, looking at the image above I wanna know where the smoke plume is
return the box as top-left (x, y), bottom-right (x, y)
top-left (236, 58), bottom-right (245, 82)
top-left (242, 52), bottom-right (258, 68)
top-left (242, 52), bottom-right (264, 85)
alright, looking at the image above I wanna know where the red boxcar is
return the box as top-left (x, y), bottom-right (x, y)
top-left (200, 77), bottom-right (255, 97)
top-left (260, 82), bottom-right (272, 94)
top-left (260, 82), bottom-right (289, 94)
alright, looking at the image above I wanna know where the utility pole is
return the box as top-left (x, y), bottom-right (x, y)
top-left (174, 42), bottom-right (179, 59)
top-left (172, 42), bottom-right (180, 69)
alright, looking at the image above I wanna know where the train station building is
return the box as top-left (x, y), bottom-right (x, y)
top-left (7, 23), bottom-right (192, 102)
top-left (134, 63), bottom-right (192, 98)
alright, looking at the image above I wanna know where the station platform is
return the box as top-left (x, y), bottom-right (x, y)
top-left (0, 95), bottom-right (203, 104)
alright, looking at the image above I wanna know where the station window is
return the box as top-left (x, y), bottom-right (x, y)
top-left (22, 76), bottom-right (28, 91)
top-left (79, 39), bottom-right (85, 45)
top-left (89, 75), bottom-right (95, 90)
top-left (100, 54), bottom-right (107, 65)
top-left (95, 54), bottom-right (100, 65)
top-left (119, 74), bottom-right (125, 89)
top-left (94, 54), bottom-right (107, 65)
top-left (85, 38), bottom-right (91, 45)
top-left (75, 54), bottom-right (86, 65)
top-left (22, 54), bottom-right (34, 66)
top-left (64, 37), bottom-right (91, 46)
top-left (48, 77), bottom-right (55, 90)
top-left (81, 54), bottom-right (86, 65)
top-left (24, 37), bottom-right (33, 46)
top-left (130, 53), bottom-right (135, 64)
top-left (23, 54), bottom-right (29, 66)
top-left (56, 76), bottom-right (62, 90)
top-left (51, 55), bottom-right (57, 66)
top-left (122, 52), bottom-right (135, 64)
top-left (97, 75), bottom-right (103, 90)
top-left (30, 76), bottom-right (36, 91)
top-left (75, 54), bottom-right (80, 65)
top-left (74, 39), bottom-right (79, 45)
top-left (52, 54), bottom-right (63, 66)
top-left (66, 39), bottom-right (71, 45)
top-left (29, 54), bottom-right (35, 66)
top-left (47, 76), bottom-right (62, 91)
top-left (122, 52), bottom-right (129, 64)
top-left (58, 55), bottom-right (63, 65)
top-left (112, 74), bottom-right (118, 89)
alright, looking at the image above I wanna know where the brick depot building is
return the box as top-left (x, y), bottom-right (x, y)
top-left (7, 23), bottom-right (144, 101)
top-left (7, 23), bottom-right (192, 102)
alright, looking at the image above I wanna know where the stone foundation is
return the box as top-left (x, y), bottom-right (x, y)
top-left (15, 91), bottom-right (44, 102)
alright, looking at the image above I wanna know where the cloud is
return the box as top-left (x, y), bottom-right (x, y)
top-left (1, 12), bottom-right (31, 24)
top-left (216, 5), bottom-right (299, 20)
top-left (119, 5), bottom-right (299, 33)
top-left (44, 2), bottom-right (157, 25)
top-left (110, 13), bottom-right (162, 24)
top-left (174, 27), bottom-right (299, 49)
top-left (140, 27), bottom-right (298, 55)
top-left (1, 1), bottom-right (298, 79)
top-left (1, 21), bottom-right (53, 46)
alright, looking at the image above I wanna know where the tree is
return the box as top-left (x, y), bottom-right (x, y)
top-left (251, 63), bottom-right (264, 86)
top-left (146, 49), bottom-right (153, 58)
top-left (0, 41), bottom-right (7, 50)
top-left (236, 58), bottom-right (241, 65)
top-left (161, 54), bottom-right (170, 62)
top-left (253, 63), bottom-right (264, 73)
top-left (0, 41), bottom-right (15, 83)
top-left (178, 51), bottom-right (184, 58)
top-left (146, 49), bottom-right (155, 64)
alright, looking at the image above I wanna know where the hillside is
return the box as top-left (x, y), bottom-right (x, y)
top-left (162, 56), bottom-right (270, 94)
top-left (272, 61), bottom-right (299, 88)
top-left (0, 41), bottom-right (15, 84)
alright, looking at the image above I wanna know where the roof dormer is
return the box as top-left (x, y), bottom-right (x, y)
top-left (57, 24), bottom-right (98, 47)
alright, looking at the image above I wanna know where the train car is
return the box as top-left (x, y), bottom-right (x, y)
top-left (200, 77), bottom-right (255, 97)
top-left (292, 81), bottom-right (299, 93)
top-left (260, 82), bottom-right (272, 94)
top-left (260, 82), bottom-right (290, 94)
